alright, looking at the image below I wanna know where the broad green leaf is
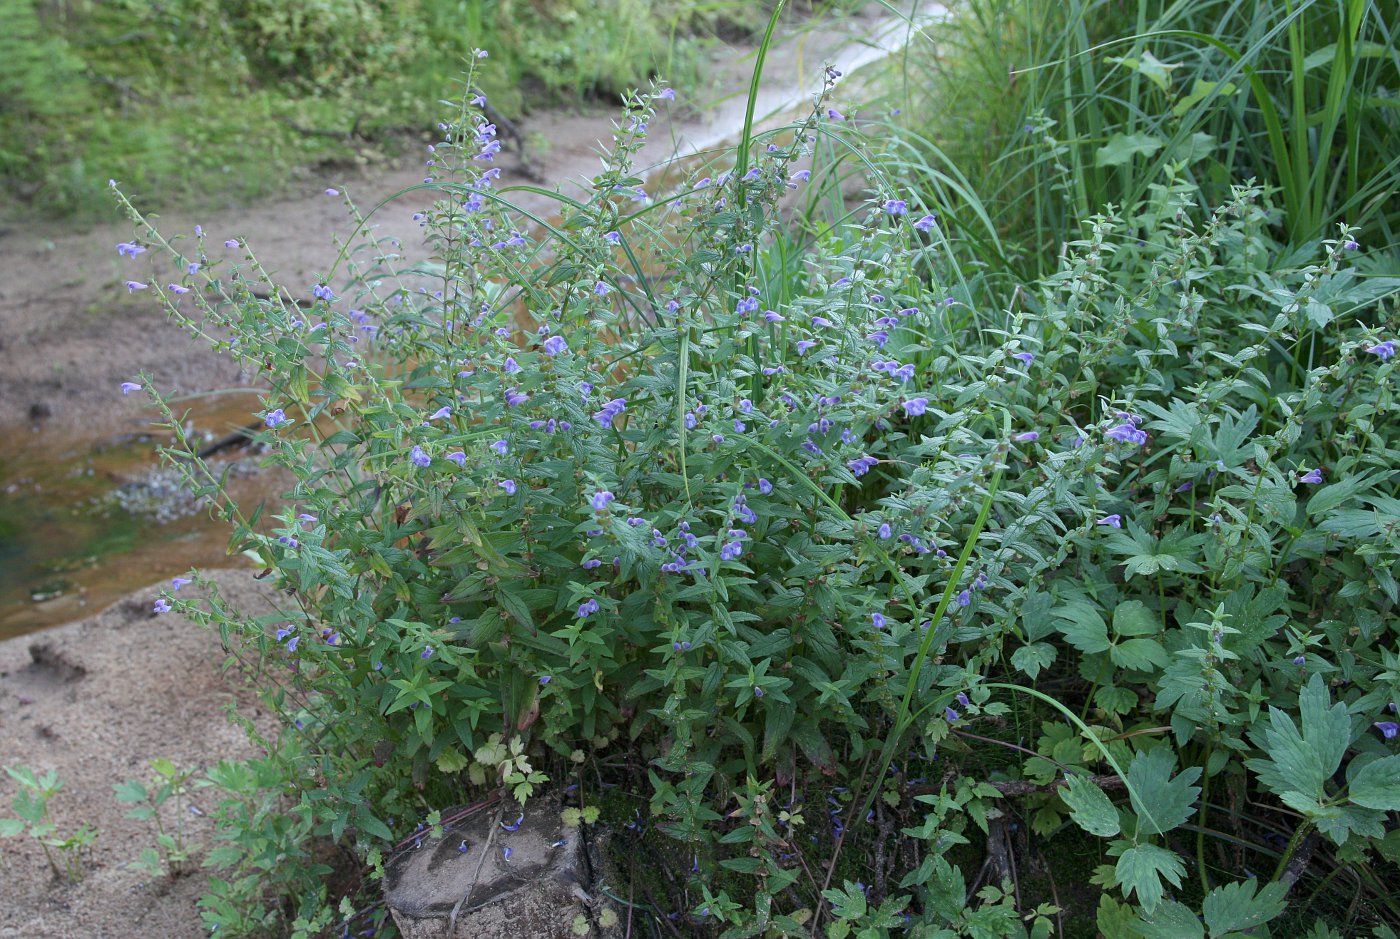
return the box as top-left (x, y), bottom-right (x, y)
top-left (1112, 841), bottom-right (1185, 912)
top-left (1111, 637), bottom-right (1169, 672)
top-left (1348, 755), bottom-right (1400, 810)
top-left (1054, 601), bottom-right (1110, 654)
top-left (1108, 50), bottom-right (1180, 93)
top-left (1126, 748), bottom-right (1201, 836)
top-left (1201, 879), bottom-right (1287, 936)
top-left (113, 780), bottom-right (148, 804)
top-left (1061, 775), bottom-right (1120, 837)
top-left (1012, 642), bottom-right (1057, 679)
top-left (1245, 674), bottom-right (1350, 802)
top-left (0, 818), bottom-right (24, 837)
top-left (1173, 79), bottom-right (1238, 117)
top-left (1096, 133), bottom-right (1165, 167)
top-left (1112, 601), bottom-right (1159, 636)
top-left (1135, 900), bottom-right (1205, 939)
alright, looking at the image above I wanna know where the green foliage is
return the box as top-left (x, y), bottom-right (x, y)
top-left (0, 0), bottom-right (757, 219)
top-left (101, 12), bottom-right (1400, 935)
top-left (114, 757), bottom-right (203, 878)
top-left (0, 765), bottom-right (98, 882)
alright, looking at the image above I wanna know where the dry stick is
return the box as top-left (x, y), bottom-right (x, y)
top-left (448, 801), bottom-right (506, 937)
top-left (809, 752), bottom-right (873, 935)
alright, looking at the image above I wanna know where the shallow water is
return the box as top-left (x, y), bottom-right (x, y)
top-left (0, 394), bottom-right (283, 638)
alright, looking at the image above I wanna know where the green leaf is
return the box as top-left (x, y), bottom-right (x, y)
top-left (113, 780), bottom-right (148, 804)
top-left (0, 818), bottom-right (24, 837)
top-left (1112, 841), bottom-right (1185, 912)
top-left (1054, 601), bottom-right (1110, 654)
top-left (1108, 50), bottom-right (1180, 94)
top-left (1012, 642), bottom-right (1057, 679)
top-left (1201, 879), bottom-right (1287, 936)
top-left (1245, 674), bottom-right (1350, 803)
top-left (1112, 601), bottom-right (1160, 637)
top-left (1114, 839), bottom-right (1181, 912)
top-left (1061, 775), bottom-right (1121, 837)
top-left (1172, 79), bottom-right (1239, 117)
top-left (1135, 900), bottom-right (1205, 939)
top-left (1348, 756), bottom-right (1400, 810)
top-left (1111, 638), bottom-right (1169, 672)
top-left (1096, 133), bottom-right (1165, 167)
top-left (1126, 748), bottom-right (1201, 836)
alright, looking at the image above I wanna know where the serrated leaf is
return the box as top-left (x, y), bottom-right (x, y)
top-left (1061, 775), bottom-right (1121, 837)
top-left (1201, 879), bottom-right (1287, 936)
top-left (1055, 601), bottom-right (1111, 654)
top-left (1012, 642), bottom-right (1057, 678)
top-left (113, 780), bottom-right (148, 803)
top-left (434, 747), bottom-right (469, 774)
top-left (0, 818), bottom-right (24, 837)
top-left (1244, 674), bottom-right (1350, 803)
top-left (1348, 755), bottom-right (1400, 810)
top-left (1113, 600), bottom-right (1160, 636)
top-left (1111, 637), bottom-right (1169, 671)
top-left (1113, 842), bottom-right (1185, 912)
top-left (1126, 748), bottom-right (1201, 836)
top-left (1135, 900), bottom-right (1205, 939)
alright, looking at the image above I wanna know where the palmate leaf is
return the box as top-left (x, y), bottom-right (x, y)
top-left (1110, 841), bottom-right (1185, 913)
top-left (1061, 775), bottom-right (1121, 837)
top-left (1347, 756), bottom-right (1400, 811)
top-left (1201, 879), bottom-right (1287, 936)
top-left (1125, 747), bottom-right (1201, 836)
top-left (1244, 674), bottom-right (1350, 803)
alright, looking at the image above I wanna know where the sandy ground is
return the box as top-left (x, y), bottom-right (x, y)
top-left (0, 569), bottom-right (279, 938)
top-left (0, 8), bottom-right (933, 936)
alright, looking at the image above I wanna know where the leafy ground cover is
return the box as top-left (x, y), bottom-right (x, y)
top-left (0, 0), bottom-right (783, 221)
top-left (25, 0), bottom-right (1400, 935)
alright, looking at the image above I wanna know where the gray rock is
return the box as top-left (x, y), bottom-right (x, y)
top-left (384, 797), bottom-right (621, 939)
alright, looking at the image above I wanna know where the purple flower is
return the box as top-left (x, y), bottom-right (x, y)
top-left (902, 397), bottom-right (929, 417)
top-left (582, 558), bottom-right (602, 570)
top-left (592, 490), bottom-right (615, 511)
top-left (428, 405), bottom-right (452, 420)
top-left (595, 281), bottom-right (610, 297)
top-left (1013, 352), bottom-right (1035, 365)
top-left (153, 597), bottom-right (172, 614)
top-left (827, 107), bottom-right (845, 121)
top-left (490, 439), bottom-right (508, 455)
top-left (167, 284), bottom-right (190, 295)
top-left (577, 598), bottom-right (600, 618)
top-left (945, 707), bottom-right (959, 721)
top-left (878, 522), bottom-right (892, 539)
top-left (883, 199), bottom-right (907, 216)
top-left (503, 357), bottom-right (521, 374)
top-left (187, 262), bottom-right (200, 275)
top-left (421, 646), bottom-right (434, 659)
top-left (224, 239), bottom-right (240, 248)
top-left (593, 397), bottom-right (627, 427)
top-left (1013, 431), bottom-right (1040, 443)
top-left (867, 330), bottom-right (889, 348)
top-left (1343, 239), bottom-right (1360, 251)
top-left (264, 408), bottom-right (289, 428)
top-left (757, 478), bottom-right (773, 495)
top-left (120, 381), bottom-right (142, 395)
top-left (324, 188), bottom-right (339, 196)
top-left (499, 480), bottom-right (517, 495)
top-left (720, 541), bottom-right (743, 561)
top-left (848, 455), bottom-right (879, 477)
top-left (1292, 655), bottom-right (1307, 665)
top-left (764, 310), bottom-right (785, 323)
top-left (1105, 423), bottom-right (1148, 445)
top-left (446, 451), bottom-right (466, 467)
top-left (914, 214), bottom-right (936, 232)
top-left (286, 635), bottom-right (300, 653)
top-left (1375, 721), bottom-right (1399, 740)
top-left (124, 280), bottom-right (148, 292)
top-left (956, 590), bottom-right (971, 607)
top-left (891, 364), bottom-right (915, 382)
top-left (505, 389), bottom-right (529, 407)
top-left (872, 612), bottom-right (887, 629)
top-left (312, 284), bottom-right (335, 302)
top-left (1299, 467), bottom-right (1323, 484)
top-left (543, 335), bottom-right (568, 355)
top-left (1096, 514), bottom-right (1122, 529)
top-left (956, 692), bottom-right (970, 707)
top-left (1366, 340), bottom-right (1395, 359)
top-left (410, 445), bottom-right (431, 468)
top-left (116, 242), bottom-right (146, 257)
top-left (171, 577), bottom-right (192, 590)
